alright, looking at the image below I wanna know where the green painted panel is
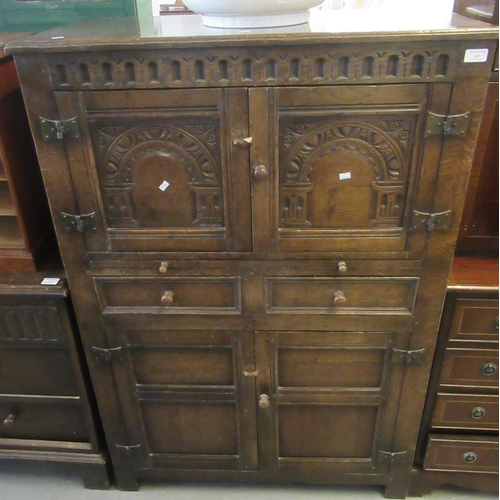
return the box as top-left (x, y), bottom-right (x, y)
top-left (0, 0), bottom-right (143, 32)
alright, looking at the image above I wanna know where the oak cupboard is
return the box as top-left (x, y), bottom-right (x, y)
top-left (6, 12), bottom-right (498, 498)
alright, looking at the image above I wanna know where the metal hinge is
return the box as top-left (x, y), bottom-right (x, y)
top-left (61, 212), bottom-right (98, 233)
top-left (40, 117), bottom-right (81, 141)
top-left (412, 210), bottom-right (451, 232)
top-left (115, 444), bottom-right (142, 457)
top-left (379, 450), bottom-right (407, 465)
top-left (91, 346), bottom-right (123, 363)
top-left (392, 348), bottom-right (426, 365)
top-left (425, 111), bottom-right (470, 137)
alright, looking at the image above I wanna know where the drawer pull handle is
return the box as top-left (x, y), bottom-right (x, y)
top-left (233, 137), bottom-right (253, 147)
top-left (471, 407), bottom-right (486, 419)
top-left (482, 363), bottom-right (497, 376)
top-left (338, 261), bottom-right (347, 273)
top-left (462, 452), bottom-right (478, 463)
top-left (161, 291), bottom-right (174, 306)
top-left (259, 394), bottom-right (270, 409)
top-left (159, 261), bottom-right (169, 274)
top-left (253, 165), bottom-right (269, 181)
top-left (334, 290), bottom-right (347, 306)
top-left (495, 317), bottom-right (499, 330)
top-left (3, 414), bottom-right (16, 426)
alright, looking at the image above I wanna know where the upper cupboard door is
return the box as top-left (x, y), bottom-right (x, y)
top-left (250, 84), bottom-right (451, 256)
top-left (54, 89), bottom-right (252, 253)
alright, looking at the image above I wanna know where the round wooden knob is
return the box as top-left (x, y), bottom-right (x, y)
top-left (253, 165), bottom-right (269, 181)
top-left (334, 290), bottom-right (347, 306)
top-left (159, 261), bottom-right (169, 274)
top-left (259, 394), bottom-right (270, 409)
top-left (338, 261), bottom-right (347, 273)
top-left (161, 290), bottom-right (174, 306)
top-left (3, 414), bottom-right (16, 426)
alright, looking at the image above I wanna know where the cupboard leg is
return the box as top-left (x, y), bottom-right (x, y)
top-left (80, 463), bottom-right (112, 490)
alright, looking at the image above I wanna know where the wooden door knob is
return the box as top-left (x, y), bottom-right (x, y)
top-left (338, 261), bottom-right (347, 273)
top-left (159, 261), bottom-right (169, 274)
top-left (161, 290), bottom-right (174, 306)
top-left (253, 165), bottom-right (269, 181)
top-left (334, 290), bottom-right (347, 305)
top-left (259, 394), bottom-right (270, 409)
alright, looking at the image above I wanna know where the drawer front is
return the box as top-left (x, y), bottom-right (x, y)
top-left (265, 277), bottom-right (418, 314)
top-left (0, 349), bottom-right (79, 396)
top-left (95, 277), bottom-right (242, 314)
top-left (450, 299), bottom-right (499, 342)
top-left (432, 393), bottom-right (498, 430)
top-left (0, 399), bottom-right (88, 442)
top-left (440, 348), bottom-right (499, 388)
top-left (424, 434), bottom-right (499, 473)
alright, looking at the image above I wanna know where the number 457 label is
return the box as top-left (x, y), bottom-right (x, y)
top-left (464, 49), bottom-right (489, 63)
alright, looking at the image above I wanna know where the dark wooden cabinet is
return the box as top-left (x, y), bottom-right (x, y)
top-left (7, 14), bottom-right (498, 497)
top-left (0, 35), bottom-right (56, 270)
top-left (410, 257), bottom-right (499, 495)
top-left (0, 273), bottom-right (110, 488)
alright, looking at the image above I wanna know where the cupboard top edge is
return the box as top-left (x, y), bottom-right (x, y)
top-left (5, 14), bottom-right (499, 55)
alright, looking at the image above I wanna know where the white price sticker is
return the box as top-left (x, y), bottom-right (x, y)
top-left (339, 172), bottom-right (351, 180)
top-left (41, 278), bottom-right (61, 286)
top-left (464, 49), bottom-right (489, 63)
top-left (159, 180), bottom-right (170, 192)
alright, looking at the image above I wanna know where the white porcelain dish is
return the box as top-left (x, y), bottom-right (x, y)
top-left (181, 0), bottom-right (325, 28)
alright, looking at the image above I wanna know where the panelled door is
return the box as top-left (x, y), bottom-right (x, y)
top-left (250, 84), bottom-right (452, 256)
top-left (54, 88), bottom-right (252, 253)
top-left (255, 331), bottom-right (411, 477)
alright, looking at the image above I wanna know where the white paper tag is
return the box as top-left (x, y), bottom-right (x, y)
top-left (159, 180), bottom-right (170, 192)
top-left (41, 278), bottom-right (61, 285)
top-left (464, 48), bottom-right (489, 63)
top-left (339, 172), bottom-right (351, 180)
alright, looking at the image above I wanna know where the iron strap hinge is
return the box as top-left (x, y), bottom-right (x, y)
top-left (412, 210), bottom-right (451, 232)
top-left (379, 450), bottom-right (408, 465)
top-left (115, 444), bottom-right (142, 457)
top-left (91, 346), bottom-right (123, 363)
top-left (61, 212), bottom-right (98, 234)
top-left (392, 348), bottom-right (426, 365)
top-left (40, 117), bottom-right (81, 141)
top-left (425, 111), bottom-right (470, 137)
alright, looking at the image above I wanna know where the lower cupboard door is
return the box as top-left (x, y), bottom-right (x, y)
top-left (105, 329), bottom-right (258, 471)
top-left (255, 331), bottom-right (409, 477)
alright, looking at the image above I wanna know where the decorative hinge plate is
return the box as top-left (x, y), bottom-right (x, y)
top-left (379, 450), bottom-right (408, 465)
top-left (91, 346), bottom-right (123, 363)
top-left (115, 444), bottom-right (142, 457)
top-left (392, 348), bottom-right (426, 365)
top-left (61, 212), bottom-right (98, 233)
top-left (40, 117), bottom-right (81, 141)
top-left (425, 111), bottom-right (470, 137)
top-left (412, 210), bottom-right (451, 232)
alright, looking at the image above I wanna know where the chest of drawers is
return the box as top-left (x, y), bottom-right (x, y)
top-left (6, 13), bottom-right (498, 497)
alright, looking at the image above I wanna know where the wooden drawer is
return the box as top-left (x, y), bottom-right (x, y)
top-left (440, 348), bottom-right (499, 388)
top-left (432, 393), bottom-right (498, 430)
top-left (449, 298), bottom-right (499, 342)
top-left (0, 399), bottom-right (88, 442)
top-left (265, 277), bottom-right (418, 314)
top-left (94, 277), bottom-right (242, 314)
top-left (424, 434), bottom-right (499, 473)
top-left (0, 349), bottom-right (79, 396)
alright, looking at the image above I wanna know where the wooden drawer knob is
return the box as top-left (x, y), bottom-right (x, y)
top-left (482, 363), bottom-right (497, 376)
top-left (161, 291), bottom-right (174, 306)
top-left (462, 452), bottom-right (478, 463)
top-left (471, 407), bottom-right (486, 419)
top-left (334, 290), bottom-right (347, 305)
top-left (253, 165), bottom-right (269, 181)
top-left (159, 261), bottom-right (169, 274)
top-left (259, 394), bottom-right (270, 409)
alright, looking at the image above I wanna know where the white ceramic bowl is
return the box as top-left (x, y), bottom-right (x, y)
top-left (182, 0), bottom-right (325, 28)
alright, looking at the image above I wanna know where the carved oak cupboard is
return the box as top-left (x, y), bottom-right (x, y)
top-left (6, 13), bottom-right (498, 498)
